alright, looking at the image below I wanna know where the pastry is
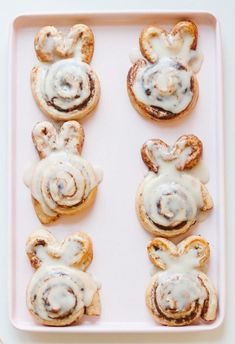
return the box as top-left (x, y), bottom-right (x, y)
top-left (24, 121), bottom-right (102, 224)
top-left (146, 236), bottom-right (217, 326)
top-left (127, 21), bottom-right (202, 121)
top-left (26, 230), bottom-right (101, 326)
top-left (31, 24), bottom-right (100, 121)
top-left (136, 135), bottom-right (213, 237)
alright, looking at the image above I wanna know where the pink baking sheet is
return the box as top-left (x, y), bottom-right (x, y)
top-left (9, 11), bottom-right (224, 333)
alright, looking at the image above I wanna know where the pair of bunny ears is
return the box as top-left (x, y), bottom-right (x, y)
top-left (139, 20), bottom-right (198, 64)
top-left (26, 230), bottom-right (93, 271)
top-left (34, 24), bottom-right (94, 64)
top-left (34, 21), bottom-right (197, 66)
top-left (148, 235), bottom-right (210, 270)
top-left (141, 135), bottom-right (203, 173)
top-left (32, 121), bottom-right (84, 159)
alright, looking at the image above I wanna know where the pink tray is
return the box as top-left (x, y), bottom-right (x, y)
top-left (9, 11), bottom-right (224, 333)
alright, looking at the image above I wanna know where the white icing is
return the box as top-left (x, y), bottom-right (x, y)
top-left (24, 151), bottom-right (100, 217)
top-left (141, 140), bottom-right (211, 228)
top-left (149, 32), bottom-right (203, 73)
top-left (153, 248), bottom-right (200, 273)
top-left (132, 57), bottom-right (193, 114)
top-left (34, 240), bottom-right (82, 267)
top-left (27, 265), bottom-right (99, 321)
top-left (42, 35), bottom-right (56, 56)
top-left (184, 160), bottom-right (209, 184)
top-left (39, 59), bottom-right (94, 113)
top-left (152, 249), bottom-right (207, 312)
top-left (188, 51), bottom-right (203, 73)
top-left (93, 166), bottom-right (104, 184)
top-left (156, 272), bottom-right (207, 312)
top-left (146, 140), bottom-right (209, 183)
top-left (143, 172), bottom-right (202, 227)
top-left (23, 161), bottom-right (38, 187)
top-left (129, 47), bottom-right (143, 64)
top-left (74, 39), bottom-right (83, 61)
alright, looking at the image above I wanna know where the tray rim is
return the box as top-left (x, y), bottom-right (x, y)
top-left (8, 9), bottom-right (225, 333)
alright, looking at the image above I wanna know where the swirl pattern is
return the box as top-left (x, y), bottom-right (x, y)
top-left (26, 230), bottom-right (101, 326)
top-left (32, 60), bottom-right (100, 121)
top-left (31, 24), bottom-right (100, 121)
top-left (24, 121), bottom-right (102, 224)
top-left (142, 174), bottom-right (200, 230)
top-left (31, 151), bottom-right (98, 218)
top-left (146, 236), bottom-right (217, 326)
top-left (127, 21), bottom-right (202, 121)
top-left (27, 266), bottom-right (98, 326)
top-left (128, 57), bottom-right (198, 120)
top-left (136, 136), bottom-right (213, 237)
top-left (148, 272), bottom-right (209, 326)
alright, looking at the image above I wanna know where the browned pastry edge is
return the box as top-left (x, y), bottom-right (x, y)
top-left (34, 24), bottom-right (94, 64)
top-left (135, 180), bottom-right (213, 238)
top-left (147, 235), bottom-right (210, 269)
top-left (141, 135), bottom-right (203, 173)
top-left (26, 230), bottom-right (94, 271)
top-left (127, 58), bottom-right (199, 122)
top-left (139, 21), bottom-right (198, 63)
top-left (32, 186), bottom-right (97, 225)
top-left (32, 120), bottom-right (85, 159)
top-left (31, 65), bottom-right (100, 122)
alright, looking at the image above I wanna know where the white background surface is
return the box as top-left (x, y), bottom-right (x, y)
top-left (0, 0), bottom-right (234, 343)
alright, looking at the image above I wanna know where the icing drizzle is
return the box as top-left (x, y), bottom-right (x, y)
top-left (132, 58), bottom-right (193, 115)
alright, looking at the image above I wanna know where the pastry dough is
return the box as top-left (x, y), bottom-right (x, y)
top-left (127, 21), bottom-right (202, 121)
top-left (24, 121), bottom-right (102, 224)
top-left (146, 236), bottom-right (217, 326)
top-left (26, 230), bottom-right (101, 326)
top-left (136, 135), bottom-right (213, 237)
top-left (31, 24), bottom-right (100, 121)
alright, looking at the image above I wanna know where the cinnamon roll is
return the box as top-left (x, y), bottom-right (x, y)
top-left (31, 24), bottom-right (100, 121)
top-left (136, 135), bottom-right (213, 237)
top-left (26, 230), bottom-right (101, 326)
top-left (24, 121), bottom-right (102, 224)
top-left (146, 236), bottom-right (217, 326)
top-left (127, 21), bottom-right (202, 121)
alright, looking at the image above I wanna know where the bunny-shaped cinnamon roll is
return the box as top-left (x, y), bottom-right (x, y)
top-left (136, 135), bottom-right (213, 237)
top-left (26, 230), bottom-right (101, 326)
top-left (24, 121), bottom-right (102, 224)
top-left (146, 236), bottom-right (217, 326)
top-left (127, 21), bottom-right (202, 121)
top-left (31, 24), bottom-right (100, 121)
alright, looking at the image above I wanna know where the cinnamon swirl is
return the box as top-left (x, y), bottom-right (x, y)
top-left (127, 21), bottom-right (202, 121)
top-left (136, 135), bottom-right (213, 237)
top-left (24, 121), bottom-right (102, 224)
top-left (31, 24), bottom-right (100, 121)
top-left (146, 236), bottom-right (217, 326)
top-left (26, 230), bottom-right (101, 326)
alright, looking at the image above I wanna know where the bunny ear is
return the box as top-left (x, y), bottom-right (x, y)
top-left (139, 26), bottom-right (164, 63)
top-left (147, 238), bottom-right (177, 270)
top-left (34, 26), bottom-right (59, 63)
top-left (26, 230), bottom-right (56, 269)
top-left (171, 21), bottom-right (198, 50)
top-left (55, 24), bottom-right (94, 64)
top-left (178, 235), bottom-right (210, 267)
top-left (141, 135), bottom-right (202, 173)
top-left (26, 230), bottom-right (93, 271)
top-left (141, 139), bottom-right (169, 173)
top-left (61, 232), bottom-right (93, 271)
top-left (58, 121), bottom-right (84, 154)
top-left (32, 121), bottom-right (57, 159)
top-left (34, 24), bottom-right (94, 63)
top-left (173, 135), bottom-right (202, 170)
top-left (139, 21), bottom-right (198, 64)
